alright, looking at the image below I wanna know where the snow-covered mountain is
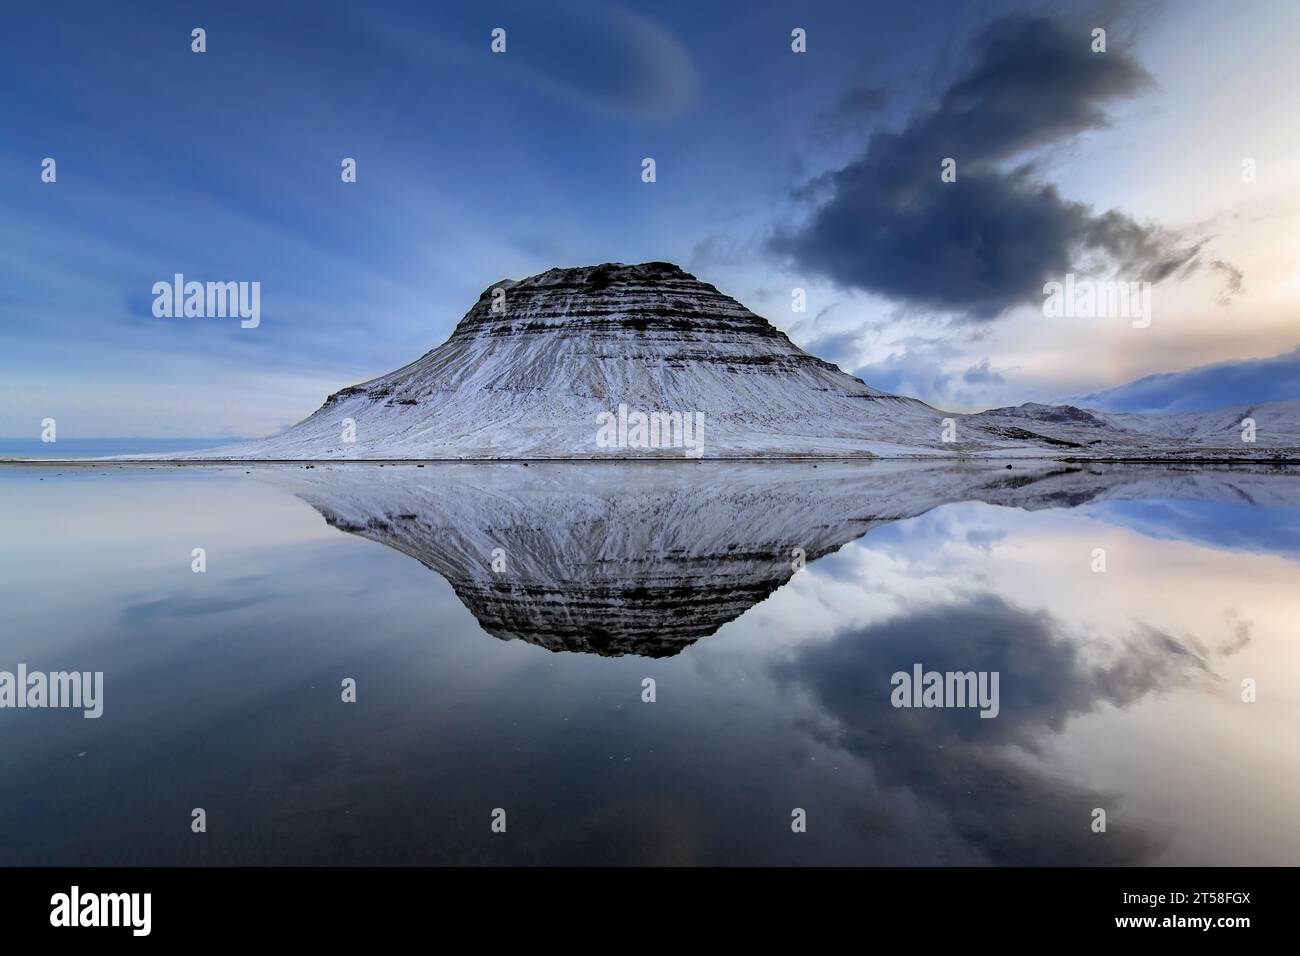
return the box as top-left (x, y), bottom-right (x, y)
top-left (968, 399), bottom-right (1300, 454)
top-left (170, 262), bottom-right (1299, 460)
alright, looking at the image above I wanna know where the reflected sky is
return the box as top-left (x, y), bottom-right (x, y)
top-left (0, 462), bottom-right (1296, 865)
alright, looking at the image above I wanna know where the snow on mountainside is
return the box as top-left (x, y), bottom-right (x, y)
top-left (163, 262), bottom-right (1298, 460)
top-left (969, 399), bottom-right (1300, 457)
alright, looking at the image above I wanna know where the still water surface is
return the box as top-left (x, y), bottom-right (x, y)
top-left (1, 461), bottom-right (1296, 865)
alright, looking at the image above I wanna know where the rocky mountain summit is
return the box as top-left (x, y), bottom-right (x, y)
top-left (169, 262), bottom-right (1299, 460)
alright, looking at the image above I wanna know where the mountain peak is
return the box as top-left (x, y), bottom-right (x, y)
top-left (165, 263), bottom-right (1300, 460)
top-left (455, 260), bottom-right (770, 343)
top-left (480, 261), bottom-right (692, 296)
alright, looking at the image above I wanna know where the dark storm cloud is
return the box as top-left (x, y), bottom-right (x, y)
top-left (772, 594), bottom-right (1214, 863)
top-left (772, 15), bottom-right (1210, 319)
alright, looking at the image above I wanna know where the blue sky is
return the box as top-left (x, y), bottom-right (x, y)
top-left (2, 0), bottom-right (1297, 436)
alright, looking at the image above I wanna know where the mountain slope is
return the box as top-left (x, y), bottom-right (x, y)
top-left (170, 262), bottom-right (1298, 460)
top-left (969, 399), bottom-right (1300, 456)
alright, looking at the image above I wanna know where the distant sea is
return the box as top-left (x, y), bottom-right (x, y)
top-left (0, 437), bottom-right (245, 459)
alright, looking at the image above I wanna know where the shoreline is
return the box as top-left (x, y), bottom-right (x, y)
top-left (4, 455), bottom-right (1300, 467)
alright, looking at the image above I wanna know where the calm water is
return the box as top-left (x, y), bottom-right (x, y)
top-left (0, 438), bottom-right (243, 460)
top-left (1, 460), bottom-right (1297, 865)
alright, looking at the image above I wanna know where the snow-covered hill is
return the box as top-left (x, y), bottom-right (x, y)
top-left (164, 262), bottom-right (1298, 460)
top-left (967, 399), bottom-right (1300, 458)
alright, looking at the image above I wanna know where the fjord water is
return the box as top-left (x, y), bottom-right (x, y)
top-left (1, 461), bottom-right (1297, 866)
top-left (0, 438), bottom-right (245, 460)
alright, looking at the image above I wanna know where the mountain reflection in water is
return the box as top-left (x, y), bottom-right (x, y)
top-left (0, 460), bottom-right (1296, 865)
top-left (267, 460), bottom-right (1299, 656)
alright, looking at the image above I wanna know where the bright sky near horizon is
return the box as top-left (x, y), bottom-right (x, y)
top-left (1, 0), bottom-right (1297, 437)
